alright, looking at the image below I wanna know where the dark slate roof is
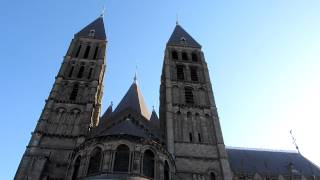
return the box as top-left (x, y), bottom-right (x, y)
top-left (98, 118), bottom-right (149, 138)
top-left (149, 110), bottom-right (159, 127)
top-left (75, 16), bottom-right (106, 40)
top-left (227, 147), bottom-right (320, 176)
top-left (167, 24), bottom-right (201, 48)
top-left (99, 104), bottom-right (113, 125)
top-left (113, 82), bottom-right (151, 119)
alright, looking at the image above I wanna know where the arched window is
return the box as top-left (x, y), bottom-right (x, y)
top-left (87, 148), bottom-right (102, 175)
top-left (172, 50), bottom-right (178, 60)
top-left (93, 46), bottom-right (99, 59)
top-left (164, 161), bottom-right (170, 180)
top-left (87, 68), bottom-right (93, 79)
top-left (114, 145), bottom-right (130, 172)
top-left (190, 67), bottom-right (198, 81)
top-left (69, 83), bottom-right (79, 101)
top-left (77, 66), bottom-right (85, 78)
top-left (72, 156), bottom-right (81, 180)
top-left (143, 150), bottom-right (155, 178)
top-left (176, 65), bottom-right (184, 80)
top-left (182, 52), bottom-right (188, 60)
top-left (83, 45), bottom-right (91, 59)
top-left (68, 66), bottom-right (74, 77)
top-left (192, 52), bottom-right (198, 62)
top-left (75, 45), bottom-right (82, 58)
top-left (184, 87), bottom-right (194, 104)
top-left (210, 172), bottom-right (216, 180)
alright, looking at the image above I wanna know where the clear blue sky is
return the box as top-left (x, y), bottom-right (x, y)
top-left (1, 0), bottom-right (320, 178)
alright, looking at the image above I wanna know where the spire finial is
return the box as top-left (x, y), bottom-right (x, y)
top-left (176, 14), bottom-right (179, 25)
top-left (133, 65), bottom-right (138, 83)
top-left (152, 106), bottom-right (155, 111)
top-left (110, 101), bottom-right (113, 106)
top-left (100, 5), bottom-right (106, 17)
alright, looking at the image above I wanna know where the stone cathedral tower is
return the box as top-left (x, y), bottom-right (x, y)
top-left (15, 15), bottom-right (320, 180)
top-left (15, 17), bottom-right (107, 180)
top-left (159, 24), bottom-right (232, 180)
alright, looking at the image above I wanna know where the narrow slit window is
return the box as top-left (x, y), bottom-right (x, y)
top-left (184, 87), bottom-right (194, 104)
top-left (83, 45), bottom-right (91, 59)
top-left (68, 66), bottom-right (74, 77)
top-left (190, 67), bottom-right (198, 81)
top-left (198, 133), bottom-right (202, 142)
top-left (77, 66), bottom-right (85, 78)
top-left (87, 68), bottom-right (93, 79)
top-left (75, 45), bottom-right (81, 58)
top-left (72, 156), bottom-right (81, 180)
top-left (164, 161), bottom-right (170, 180)
top-left (70, 84), bottom-right (79, 101)
top-left (189, 133), bottom-right (193, 142)
top-left (176, 65), bottom-right (184, 80)
top-left (93, 46), bottom-right (99, 59)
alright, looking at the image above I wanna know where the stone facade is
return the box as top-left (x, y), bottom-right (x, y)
top-left (159, 25), bottom-right (232, 180)
top-left (15, 17), bottom-right (320, 180)
top-left (15, 17), bottom-right (107, 180)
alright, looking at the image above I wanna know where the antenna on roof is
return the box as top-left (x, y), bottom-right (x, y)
top-left (290, 130), bottom-right (300, 154)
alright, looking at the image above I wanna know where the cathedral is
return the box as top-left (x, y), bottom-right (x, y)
top-left (15, 16), bottom-right (320, 180)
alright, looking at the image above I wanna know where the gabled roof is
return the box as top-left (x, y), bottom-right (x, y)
top-left (167, 24), bottom-right (201, 48)
top-left (75, 16), bottom-right (106, 40)
top-left (113, 82), bottom-right (151, 119)
top-left (227, 147), bottom-right (320, 176)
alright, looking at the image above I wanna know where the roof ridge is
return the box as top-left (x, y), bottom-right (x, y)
top-left (226, 146), bottom-right (298, 153)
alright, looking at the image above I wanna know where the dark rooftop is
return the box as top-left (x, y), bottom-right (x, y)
top-left (227, 147), bottom-right (320, 176)
top-left (167, 24), bottom-right (201, 48)
top-left (113, 81), bottom-right (151, 120)
top-left (75, 16), bottom-right (106, 40)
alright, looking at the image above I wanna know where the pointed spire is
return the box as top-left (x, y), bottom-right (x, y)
top-left (133, 71), bottom-right (137, 84)
top-left (133, 64), bottom-right (138, 84)
top-left (113, 82), bottom-right (151, 119)
top-left (167, 24), bottom-right (201, 48)
top-left (75, 17), bottom-right (106, 40)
